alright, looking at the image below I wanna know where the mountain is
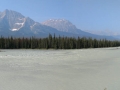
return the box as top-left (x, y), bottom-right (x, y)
top-left (0, 9), bottom-right (61, 37)
top-left (0, 9), bottom-right (117, 40)
top-left (42, 19), bottom-right (116, 40)
top-left (42, 19), bottom-right (78, 33)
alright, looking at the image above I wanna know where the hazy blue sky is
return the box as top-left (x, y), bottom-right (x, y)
top-left (0, 0), bottom-right (120, 33)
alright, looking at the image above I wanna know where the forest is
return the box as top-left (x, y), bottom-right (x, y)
top-left (0, 34), bottom-right (120, 49)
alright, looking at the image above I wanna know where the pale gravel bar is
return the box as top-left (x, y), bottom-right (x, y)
top-left (0, 48), bottom-right (120, 90)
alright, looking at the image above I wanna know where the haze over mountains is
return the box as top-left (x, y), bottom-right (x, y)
top-left (84, 30), bottom-right (120, 39)
top-left (0, 9), bottom-right (118, 40)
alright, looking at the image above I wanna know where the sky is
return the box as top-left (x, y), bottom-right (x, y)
top-left (0, 0), bottom-right (120, 33)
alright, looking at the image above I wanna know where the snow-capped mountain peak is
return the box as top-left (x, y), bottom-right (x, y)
top-left (42, 19), bottom-right (77, 33)
top-left (0, 10), bottom-right (41, 32)
top-left (0, 9), bottom-right (26, 31)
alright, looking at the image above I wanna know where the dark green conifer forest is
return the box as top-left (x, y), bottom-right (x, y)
top-left (0, 34), bottom-right (120, 49)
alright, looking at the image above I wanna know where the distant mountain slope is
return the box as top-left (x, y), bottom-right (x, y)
top-left (83, 30), bottom-right (120, 39)
top-left (0, 9), bottom-right (117, 40)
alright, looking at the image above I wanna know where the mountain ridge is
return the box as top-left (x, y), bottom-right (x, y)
top-left (42, 19), bottom-right (77, 33)
top-left (0, 9), bottom-right (117, 40)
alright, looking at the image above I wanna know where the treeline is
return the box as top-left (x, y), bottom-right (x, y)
top-left (0, 34), bottom-right (120, 49)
